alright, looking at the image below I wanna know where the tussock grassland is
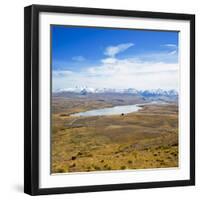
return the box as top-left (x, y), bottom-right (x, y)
top-left (51, 97), bottom-right (178, 173)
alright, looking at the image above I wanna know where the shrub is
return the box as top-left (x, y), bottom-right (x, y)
top-left (70, 163), bottom-right (76, 168)
top-left (56, 168), bottom-right (65, 173)
top-left (94, 166), bottom-right (101, 170)
top-left (121, 166), bottom-right (126, 170)
top-left (71, 156), bottom-right (76, 160)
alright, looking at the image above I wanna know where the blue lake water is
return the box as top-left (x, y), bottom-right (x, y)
top-left (71, 104), bottom-right (144, 117)
top-left (70, 101), bottom-right (167, 117)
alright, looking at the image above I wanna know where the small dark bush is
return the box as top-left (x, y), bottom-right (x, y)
top-left (121, 166), bottom-right (126, 170)
top-left (94, 166), bottom-right (101, 170)
top-left (60, 114), bottom-right (68, 117)
top-left (70, 163), bottom-right (76, 168)
top-left (71, 156), bottom-right (76, 160)
top-left (77, 152), bottom-right (82, 156)
top-left (56, 168), bottom-right (65, 173)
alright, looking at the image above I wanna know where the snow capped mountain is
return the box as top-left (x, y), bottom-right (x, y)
top-left (93, 88), bottom-right (138, 94)
top-left (140, 89), bottom-right (178, 97)
top-left (55, 86), bottom-right (95, 93)
top-left (54, 87), bottom-right (178, 97)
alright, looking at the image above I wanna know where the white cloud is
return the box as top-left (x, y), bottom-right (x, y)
top-left (163, 44), bottom-right (177, 48)
top-left (168, 50), bottom-right (177, 55)
top-left (72, 56), bottom-right (86, 62)
top-left (53, 70), bottom-right (73, 77)
top-left (86, 58), bottom-right (178, 77)
top-left (53, 43), bottom-right (178, 91)
top-left (53, 56), bottom-right (178, 91)
top-left (136, 52), bottom-right (178, 63)
top-left (161, 44), bottom-right (178, 58)
top-left (101, 57), bottom-right (117, 64)
top-left (104, 43), bottom-right (134, 57)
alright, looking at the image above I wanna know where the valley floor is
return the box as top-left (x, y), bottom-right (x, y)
top-left (51, 97), bottom-right (178, 173)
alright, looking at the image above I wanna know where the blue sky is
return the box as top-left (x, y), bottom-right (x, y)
top-left (52, 25), bottom-right (179, 91)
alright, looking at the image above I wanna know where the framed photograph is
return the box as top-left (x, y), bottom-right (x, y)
top-left (24, 4), bottom-right (195, 195)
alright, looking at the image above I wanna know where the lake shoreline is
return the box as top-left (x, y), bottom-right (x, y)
top-left (70, 101), bottom-right (167, 117)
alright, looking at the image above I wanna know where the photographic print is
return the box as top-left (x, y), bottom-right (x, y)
top-left (51, 26), bottom-right (179, 173)
top-left (24, 5), bottom-right (195, 195)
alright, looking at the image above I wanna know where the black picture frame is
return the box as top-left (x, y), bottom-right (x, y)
top-left (24, 4), bottom-right (195, 196)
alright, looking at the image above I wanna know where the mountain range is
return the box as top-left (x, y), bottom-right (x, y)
top-left (54, 87), bottom-right (178, 97)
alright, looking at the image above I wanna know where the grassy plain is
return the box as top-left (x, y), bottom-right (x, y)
top-left (51, 96), bottom-right (178, 173)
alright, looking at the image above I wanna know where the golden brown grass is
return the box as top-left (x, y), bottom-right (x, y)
top-left (51, 98), bottom-right (178, 173)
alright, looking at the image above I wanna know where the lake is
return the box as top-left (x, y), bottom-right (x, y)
top-left (71, 101), bottom-right (167, 117)
top-left (71, 104), bottom-right (144, 117)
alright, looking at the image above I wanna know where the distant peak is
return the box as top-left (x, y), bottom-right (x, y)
top-left (54, 87), bottom-right (178, 96)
